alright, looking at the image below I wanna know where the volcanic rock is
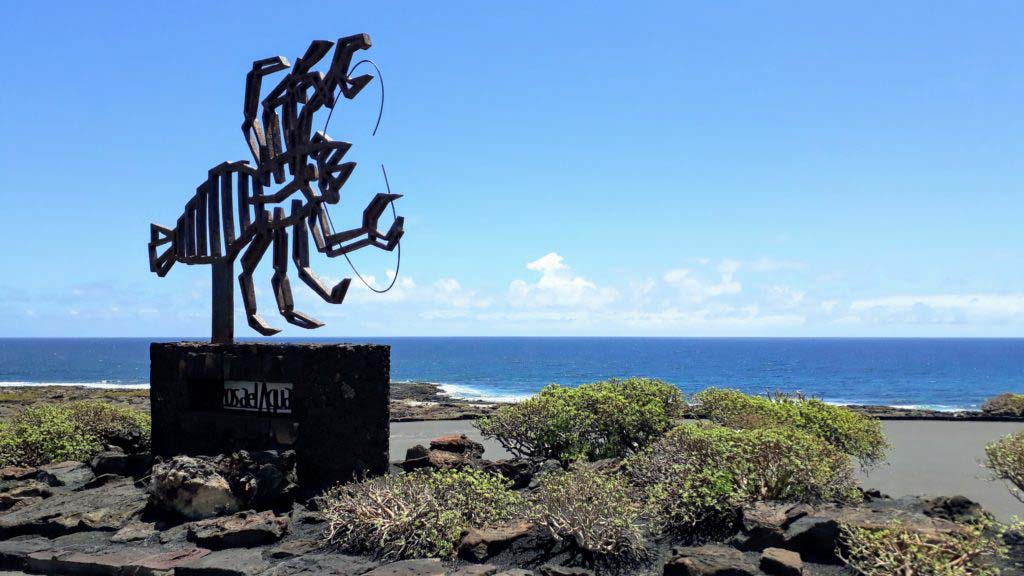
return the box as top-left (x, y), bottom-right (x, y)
top-left (187, 510), bottom-right (289, 550)
top-left (458, 521), bottom-right (535, 561)
top-left (449, 565), bottom-right (502, 576)
top-left (539, 566), bottom-right (593, 576)
top-left (736, 502), bottom-right (790, 551)
top-left (760, 547), bottom-right (802, 576)
top-left (527, 460), bottom-right (562, 490)
top-left (36, 461), bottom-right (94, 489)
top-left (482, 458), bottom-right (535, 489)
top-left (405, 444), bottom-right (430, 461)
top-left (923, 495), bottom-right (986, 524)
top-left (0, 466), bottom-right (39, 491)
top-left (665, 544), bottom-right (760, 576)
top-left (0, 477), bottom-right (146, 538)
top-left (402, 449), bottom-right (476, 472)
top-left (782, 501), bottom-right (966, 564)
top-left (262, 552), bottom-right (380, 575)
top-left (149, 456), bottom-right (241, 520)
top-left (89, 450), bottom-right (153, 478)
top-left (110, 520), bottom-right (158, 543)
top-left (430, 434), bottom-right (485, 457)
top-left (0, 481), bottom-right (52, 512)
top-left (176, 547), bottom-right (271, 575)
top-left (363, 557), bottom-right (446, 575)
top-left (214, 450), bottom-right (297, 512)
top-left (981, 393), bottom-right (1024, 417)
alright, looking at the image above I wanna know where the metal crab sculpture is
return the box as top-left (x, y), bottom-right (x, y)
top-left (147, 34), bottom-right (403, 343)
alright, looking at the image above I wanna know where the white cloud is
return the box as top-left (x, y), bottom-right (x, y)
top-left (527, 252), bottom-right (568, 274)
top-left (346, 270), bottom-right (416, 303)
top-left (508, 252), bottom-right (618, 309)
top-left (847, 293), bottom-right (1024, 325)
top-left (476, 310), bottom-right (591, 322)
top-left (663, 259), bottom-right (742, 302)
top-left (618, 303), bottom-right (804, 328)
top-left (850, 294), bottom-right (1024, 315)
top-left (431, 278), bottom-right (492, 309)
top-left (19, 245), bottom-right (1024, 336)
top-left (627, 278), bottom-right (658, 303)
top-left (765, 286), bottom-right (806, 309)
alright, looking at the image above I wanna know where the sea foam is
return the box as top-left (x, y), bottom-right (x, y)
top-left (0, 381), bottom-right (149, 389)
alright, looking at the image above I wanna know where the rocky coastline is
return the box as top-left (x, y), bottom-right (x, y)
top-left (1, 382), bottom-right (1020, 423)
top-left (0, 383), bottom-right (500, 424)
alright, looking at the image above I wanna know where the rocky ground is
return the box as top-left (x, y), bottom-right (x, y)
top-left (3, 384), bottom-right (1020, 424)
top-left (0, 383), bottom-right (500, 424)
top-left (0, 388), bottom-right (150, 422)
top-left (841, 403), bottom-right (1024, 421)
top-left (0, 435), bottom-right (1021, 576)
top-left (389, 382), bottom-right (501, 421)
top-left (3, 384), bottom-right (1022, 574)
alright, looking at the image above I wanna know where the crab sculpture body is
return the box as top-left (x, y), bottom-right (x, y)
top-left (147, 34), bottom-right (403, 341)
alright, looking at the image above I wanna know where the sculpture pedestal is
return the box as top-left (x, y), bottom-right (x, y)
top-left (149, 342), bottom-right (389, 491)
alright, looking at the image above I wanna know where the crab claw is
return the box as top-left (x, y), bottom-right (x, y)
top-left (362, 193), bottom-right (402, 230)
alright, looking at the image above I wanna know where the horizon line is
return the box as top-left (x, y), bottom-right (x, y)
top-left (2, 335), bottom-right (1024, 340)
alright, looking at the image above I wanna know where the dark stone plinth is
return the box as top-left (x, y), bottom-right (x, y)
top-left (150, 342), bottom-right (389, 491)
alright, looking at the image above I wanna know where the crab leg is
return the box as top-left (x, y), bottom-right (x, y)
top-left (270, 207), bottom-right (324, 329)
top-left (238, 230), bottom-right (279, 336)
top-left (293, 202), bottom-right (351, 304)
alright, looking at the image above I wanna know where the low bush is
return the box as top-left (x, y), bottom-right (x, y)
top-left (623, 423), bottom-right (859, 533)
top-left (984, 430), bottom-right (1024, 502)
top-left (0, 422), bottom-right (18, 467)
top-left (691, 388), bottom-right (888, 468)
top-left (0, 402), bottom-right (151, 468)
top-left (322, 468), bottom-right (527, 559)
top-left (65, 401), bottom-right (151, 452)
top-left (839, 519), bottom-right (1004, 576)
top-left (475, 378), bottom-right (686, 462)
top-left (981, 393), bottom-right (1024, 417)
top-left (2, 405), bottom-right (100, 467)
top-left (531, 464), bottom-right (648, 560)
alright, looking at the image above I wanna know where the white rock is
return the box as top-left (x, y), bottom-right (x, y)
top-left (148, 456), bottom-right (240, 520)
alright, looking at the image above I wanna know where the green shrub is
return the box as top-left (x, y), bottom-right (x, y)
top-left (623, 423), bottom-right (859, 533)
top-left (839, 519), bottom-right (1004, 576)
top-left (3, 405), bottom-right (101, 467)
top-left (981, 393), bottom-right (1024, 417)
top-left (0, 403), bottom-right (151, 468)
top-left (322, 468), bottom-right (527, 559)
top-left (984, 430), bottom-right (1024, 503)
top-left (0, 422), bottom-right (18, 467)
top-left (66, 401), bottom-right (151, 452)
top-left (532, 464), bottom-right (648, 560)
top-left (475, 378), bottom-right (686, 462)
top-left (692, 388), bottom-right (888, 468)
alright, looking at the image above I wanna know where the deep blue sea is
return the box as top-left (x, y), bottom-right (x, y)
top-left (0, 338), bottom-right (1022, 410)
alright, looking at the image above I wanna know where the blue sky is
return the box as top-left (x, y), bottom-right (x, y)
top-left (1, 1), bottom-right (1022, 337)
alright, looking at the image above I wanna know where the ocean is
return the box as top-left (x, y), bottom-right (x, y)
top-left (0, 338), bottom-right (1022, 410)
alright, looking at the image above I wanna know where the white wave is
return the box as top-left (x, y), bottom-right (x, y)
top-left (0, 381), bottom-right (149, 389)
top-left (436, 383), bottom-right (530, 403)
top-left (887, 404), bottom-right (972, 413)
top-left (825, 398), bottom-right (971, 412)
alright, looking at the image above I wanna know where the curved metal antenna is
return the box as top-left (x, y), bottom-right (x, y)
top-left (322, 59), bottom-right (384, 136)
top-left (321, 59), bottom-right (400, 294)
top-left (335, 164), bottom-right (401, 294)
